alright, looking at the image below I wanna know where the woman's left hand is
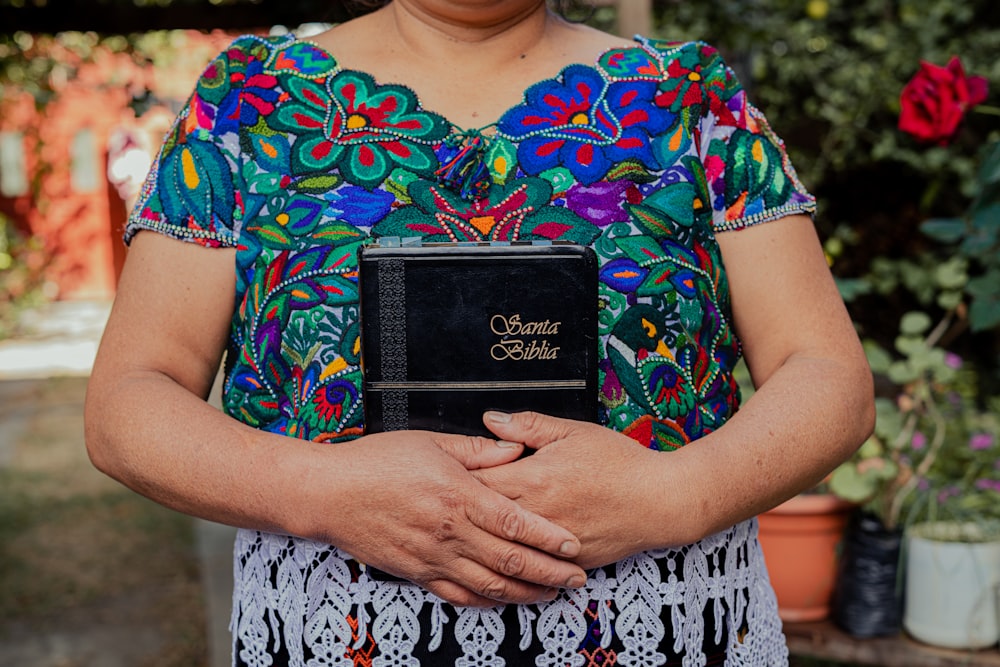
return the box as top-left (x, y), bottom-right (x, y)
top-left (470, 411), bottom-right (683, 570)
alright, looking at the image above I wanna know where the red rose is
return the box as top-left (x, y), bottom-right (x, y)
top-left (898, 56), bottom-right (989, 144)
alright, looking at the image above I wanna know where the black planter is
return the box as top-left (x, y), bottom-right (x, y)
top-left (831, 511), bottom-right (904, 638)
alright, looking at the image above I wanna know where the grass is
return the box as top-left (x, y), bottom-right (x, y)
top-left (0, 376), bottom-right (207, 666)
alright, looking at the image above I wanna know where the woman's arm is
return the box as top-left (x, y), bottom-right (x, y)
top-left (473, 215), bottom-right (875, 568)
top-left (84, 232), bottom-right (586, 606)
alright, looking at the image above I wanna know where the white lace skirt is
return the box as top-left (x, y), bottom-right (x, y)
top-left (230, 518), bottom-right (788, 667)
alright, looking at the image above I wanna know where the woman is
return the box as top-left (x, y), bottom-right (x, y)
top-left (84, 0), bottom-right (875, 664)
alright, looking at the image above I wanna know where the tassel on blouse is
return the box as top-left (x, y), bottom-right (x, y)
top-left (435, 127), bottom-right (494, 201)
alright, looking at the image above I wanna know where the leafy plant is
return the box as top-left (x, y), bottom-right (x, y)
top-left (830, 312), bottom-right (1000, 531)
top-left (0, 213), bottom-right (52, 340)
top-left (827, 53), bottom-right (1000, 533)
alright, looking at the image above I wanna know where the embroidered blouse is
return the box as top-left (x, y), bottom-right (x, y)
top-left (126, 33), bottom-right (814, 667)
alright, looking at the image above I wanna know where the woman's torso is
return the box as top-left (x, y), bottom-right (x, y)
top-left (128, 31), bottom-right (812, 665)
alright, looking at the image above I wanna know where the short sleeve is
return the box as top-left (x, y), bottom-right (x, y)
top-left (124, 38), bottom-right (254, 248)
top-left (686, 42), bottom-right (816, 233)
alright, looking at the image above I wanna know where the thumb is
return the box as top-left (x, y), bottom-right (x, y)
top-left (432, 432), bottom-right (524, 470)
top-left (481, 411), bottom-right (577, 451)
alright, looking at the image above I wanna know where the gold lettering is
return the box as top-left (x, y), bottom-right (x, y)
top-left (490, 339), bottom-right (560, 361)
top-left (489, 313), bottom-right (562, 362)
top-left (490, 313), bottom-right (561, 337)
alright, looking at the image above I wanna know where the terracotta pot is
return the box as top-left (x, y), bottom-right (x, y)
top-left (757, 494), bottom-right (853, 622)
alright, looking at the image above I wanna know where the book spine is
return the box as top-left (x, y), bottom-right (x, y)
top-left (378, 257), bottom-right (409, 431)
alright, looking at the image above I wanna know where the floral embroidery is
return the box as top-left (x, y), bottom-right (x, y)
top-left (373, 177), bottom-right (600, 244)
top-left (597, 46), bottom-right (664, 81)
top-left (497, 65), bottom-right (673, 184)
top-left (270, 68), bottom-right (450, 186)
top-left (265, 40), bottom-right (338, 80)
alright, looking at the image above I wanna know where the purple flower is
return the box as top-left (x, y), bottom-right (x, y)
top-left (969, 433), bottom-right (994, 451)
top-left (911, 431), bottom-right (927, 450)
top-left (565, 180), bottom-right (631, 227)
top-left (944, 352), bottom-right (963, 369)
top-left (937, 485), bottom-right (960, 503)
top-left (974, 479), bottom-right (1000, 492)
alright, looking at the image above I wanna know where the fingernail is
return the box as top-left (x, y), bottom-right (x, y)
top-left (559, 540), bottom-right (578, 556)
top-left (485, 411), bottom-right (512, 424)
top-left (496, 440), bottom-right (521, 448)
top-left (543, 587), bottom-right (559, 600)
top-left (565, 575), bottom-right (586, 588)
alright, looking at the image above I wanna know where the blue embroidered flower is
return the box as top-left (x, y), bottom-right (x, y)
top-left (498, 65), bottom-right (673, 184)
top-left (324, 185), bottom-right (395, 228)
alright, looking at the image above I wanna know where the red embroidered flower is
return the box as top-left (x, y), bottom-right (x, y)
top-left (899, 56), bottom-right (989, 144)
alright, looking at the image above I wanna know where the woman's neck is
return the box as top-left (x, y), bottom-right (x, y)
top-left (378, 0), bottom-right (556, 68)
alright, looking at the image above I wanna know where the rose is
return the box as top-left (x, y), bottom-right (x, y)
top-left (898, 56), bottom-right (989, 144)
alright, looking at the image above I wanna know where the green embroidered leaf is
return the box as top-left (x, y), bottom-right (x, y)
top-left (249, 220), bottom-right (295, 249)
top-left (521, 208), bottom-right (600, 244)
top-left (312, 223), bottom-right (366, 247)
top-left (292, 174), bottom-right (342, 193)
top-left (319, 274), bottom-right (361, 306)
top-left (606, 159), bottom-right (657, 184)
top-left (344, 144), bottom-right (391, 189)
top-left (615, 235), bottom-right (668, 265)
top-left (628, 203), bottom-right (677, 238)
top-left (374, 207), bottom-right (449, 241)
top-left (340, 321), bottom-right (362, 364)
top-left (724, 129), bottom-right (782, 208)
top-left (638, 264), bottom-right (676, 296)
top-left (650, 419), bottom-right (687, 451)
top-left (677, 299), bottom-right (704, 334)
top-left (388, 143), bottom-right (437, 176)
top-left (386, 169), bottom-right (417, 203)
top-left (284, 75), bottom-right (329, 113)
top-left (196, 54), bottom-right (231, 105)
top-left (287, 280), bottom-right (325, 308)
top-left (486, 137), bottom-right (518, 184)
top-left (246, 40), bottom-right (272, 64)
top-left (540, 166), bottom-right (573, 194)
top-left (643, 182), bottom-right (697, 228)
top-left (160, 141), bottom-right (235, 228)
top-left (250, 172), bottom-right (284, 195)
top-left (653, 118), bottom-right (693, 170)
top-left (608, 344), bottom-right (655, 414)
top-left (291, 135), bottom-right (343, 174)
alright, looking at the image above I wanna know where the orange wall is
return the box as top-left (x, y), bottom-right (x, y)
top-left (0, 31), bottom-right (236, 301)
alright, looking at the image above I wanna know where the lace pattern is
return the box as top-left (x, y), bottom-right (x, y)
top-left (230, 518), bottom-right (788, 666)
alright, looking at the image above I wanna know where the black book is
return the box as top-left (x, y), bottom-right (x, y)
top-left (358, 240), bottom-right (599, 438)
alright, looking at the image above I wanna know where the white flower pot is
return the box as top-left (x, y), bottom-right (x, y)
top-left (903, 522), bottom-right (1000, 650)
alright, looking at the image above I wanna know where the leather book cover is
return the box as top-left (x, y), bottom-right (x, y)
top-left (359, 241), bottom-right (599, 438)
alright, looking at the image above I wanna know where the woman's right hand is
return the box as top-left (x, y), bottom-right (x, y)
top-left (85, 233), bottom-right (584, 613)
top-left (314, 429), bottom-right (587, 607)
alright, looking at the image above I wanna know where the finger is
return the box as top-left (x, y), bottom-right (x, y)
top-left (482, 410), bottom-right (579, 450)
top-left (425, 563), bottom-right (562, 607)
top-left (421, 579), bottom-right (502, 608)
top-left (467, 488), bottom-right (583, 562)
top-left (433, 432), bottom-right (525, 469)
top-left (464, 529), bottom-right (586, 593)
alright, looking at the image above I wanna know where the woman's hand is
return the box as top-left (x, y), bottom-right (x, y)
top-left (85, 233), bottom-right (586, 611)
top-left (469, 411), bottom-right (680, 570)
top-left (321, 428), bottom-right (588, 607)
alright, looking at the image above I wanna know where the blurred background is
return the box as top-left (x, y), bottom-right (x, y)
top-left (1, 1), bottom-right (998, 665)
